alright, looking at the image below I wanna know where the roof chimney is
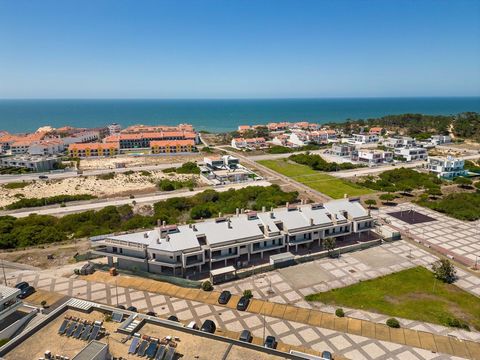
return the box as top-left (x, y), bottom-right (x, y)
top-left (218, 212), bottom-right (222, 218)
top-left (228, 218), bottom-right (232, 229)
top-left (286, 202), bottom-right (289, 208)
top-left (236, 208), bottom-right (240, 216)
top-left (262, 206), bottom-right (266, 213)
top-left (310, 218), bottom-right (314, 226)
top-left (344, 193), bottom-right (347, 198)
top-left (192, 224), bottom-right (197, 231)
top-left (162, 220), bottom-right (166, 227)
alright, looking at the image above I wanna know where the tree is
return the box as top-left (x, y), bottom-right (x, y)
top-left (379, 193), bottom-right (396, 204)
top-left (454, 177), bottom-right (472, 189)
top-left (432, 259), bottom-right (456, 283)
top-left (324, 237), bottom-right (336, 256)
top-left (364, 199), bottom-right (377, 209)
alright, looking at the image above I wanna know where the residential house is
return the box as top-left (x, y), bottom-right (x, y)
top-left (426, 156), bottom-right (468, 179)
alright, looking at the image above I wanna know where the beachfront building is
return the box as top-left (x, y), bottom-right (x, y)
top-left (107, 123), bottom-right (122, 135)
top-left (105, 131), bottom-right (199, 151)
top-left (351, 149), bottom-right (393, 166)
top-left (90, 198), bottom-right (374, 277)
top-left (68, 143), bottom-right (119, 158)
top-left (150, 139), bottom-right (197, 154)
top-left (426, 156), bottom-right (468, 179)
top-left (331, 144), bottom-right (355, 157)
top-left (394, 147), bottom-right (428, 162)
top-left (348, 134), bottom-right (379, 145)
top-left (122, 123), bottom-right (194, 134)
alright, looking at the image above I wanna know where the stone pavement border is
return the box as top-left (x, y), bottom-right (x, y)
top-left (82, 271), bottom-right (480, 360)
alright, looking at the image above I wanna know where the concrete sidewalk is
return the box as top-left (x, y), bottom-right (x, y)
top-left (83, 271), bottom-right (480, 360)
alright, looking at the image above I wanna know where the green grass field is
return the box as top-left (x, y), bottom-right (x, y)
top-left (305, 267), bottom-right (480, 331)
top-left (258, 159), bottom-right (373, 199)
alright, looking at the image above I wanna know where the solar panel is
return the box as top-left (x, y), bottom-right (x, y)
top-left (73, 324), bottom-right (84, 338)
top-left (81, 325), bottom-right (92, 340)
top-left (66, 322), bottom-right (78, 337)
top-left (88, 325), bottom-right (100, 342)
top-left (155, 345), bottom-right (166, 360)
top-left (137, 339), bottom-right (149, 356)
top-left (164, 347), bottom-right (175, 360)
top-left (145, 341), bottom-right (158, 358)
top-left (111, 311), bottom-right (124, 323)
top-left (58, 319), bottom-right (69, 335)
top-left (128, 336), bottom-right (141, 354)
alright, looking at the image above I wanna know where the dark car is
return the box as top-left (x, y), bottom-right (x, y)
top-left (200, 320), bottom-right (216, 334)
top-left (146, 311), bottom-right (156, 316)
top-left (264, 336), bottom-right (277, 349)
top-left (38, 175), bottom-right (49, 180)
top-left (115, 304), bottom-right (126, 310)
top-left (321, 350), bottom-right (333, 360)
top-left (18, 286), bottom-right (35, 299)
top-left (236, 296), bottom-right (250, 311)
top-left (218, 290), bottom-right (231, 305)
top-left (239, 329), bottom-right (252, 343)
top-left (167, 315), bottom-right (179, 322)
top-left (15, 282), bottom-right (29, 291)
top-left (126, 306), bottom-right (137, 312)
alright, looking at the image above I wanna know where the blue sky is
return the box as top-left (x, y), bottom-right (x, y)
top-left (0, 0), bottom-right (479, 98)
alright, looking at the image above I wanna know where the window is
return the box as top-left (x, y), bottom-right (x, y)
top-left (152, 253), bottom-right (156, 259)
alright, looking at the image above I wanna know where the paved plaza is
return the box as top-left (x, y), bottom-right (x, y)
top-left (373, 203), bottom-right (480, 269)
top-left (218, 240), bottom-right (480, 342)
top-left (7, 269), bottom-right (473, 360)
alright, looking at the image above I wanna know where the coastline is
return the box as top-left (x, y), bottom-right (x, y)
top-left (0, 97), bottom-right (479, 133)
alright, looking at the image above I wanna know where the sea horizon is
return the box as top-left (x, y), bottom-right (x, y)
top-left (1, 96), bottom-right (479, 133)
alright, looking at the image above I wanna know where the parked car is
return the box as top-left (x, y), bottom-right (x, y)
top-left (264, 335), bottom-right (277, 349)
top-left (218, 290), bottom-right (231, 305)
top-left (18, 286), bottom-right (35, 299)
top-left (185, 321), bottom-right (199, 330)
top-left (115, 304), bottom-right (126, 310)
top-left (200, 320), bottom-right (216, 334)
top-left (126, 306), bottom-right (137, 312)
top-left (236, 296), bottom-right (250, 311)
top-left (15, 282), bottom-right (29, 291)
top-left (38, 175), bottom-right (49, 180)
top-left (321, 350), bottom-right (333, 360)
top-left (239, 329), bottom-right (252, 343)
top-left (167, 315), bottom-right (179, 322)
top-left (145, 311), bottom-right (156, 316)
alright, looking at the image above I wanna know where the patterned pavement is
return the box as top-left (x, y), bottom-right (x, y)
top-left (373, 203), bottom-right (480, 270)
top-left (9, 270), bottom-right (470, 360)
top-left (217, 240), bottom-right (480, 343)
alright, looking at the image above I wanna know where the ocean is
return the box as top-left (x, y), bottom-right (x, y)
top-left (0, 97), bottom-right (479, 133)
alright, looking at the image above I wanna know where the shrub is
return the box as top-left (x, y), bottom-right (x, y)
top-left (335, 308), bottom-right (345, 317)
top-left (446, 317), bottom-right (470, 331)
top-left (201, 280), bottom-right (213, 291)
top-left (5, 194), bottom-right (96, 210)
top-left (97, 172), bottom-right (115, 180)
top-left (386, 318), bottom-right (400, 328)
top-left (123, 170), bottom-right (135, 176)
top-left (140, 170), bottom-right (152, 176)
top-left (432, 259), bottom-right (456, 283)
top-left (3, 182), bottom-right (30, 189)
top-left (243, 289), bottom-right (253, 299)
top-left (176, 162), bottom-right (200, 174)
top-left (289, 153), bottom-right (363, 172)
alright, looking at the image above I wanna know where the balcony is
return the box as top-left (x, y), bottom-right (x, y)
top-left (211, 250), bottom-right (238, 261)
top-left (252, 242), bottom-right (284, 253)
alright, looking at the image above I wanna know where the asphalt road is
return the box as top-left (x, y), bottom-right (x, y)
top-left (4, 180), bottom-right (272, 218)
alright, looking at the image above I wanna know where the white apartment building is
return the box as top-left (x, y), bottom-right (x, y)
top-left (231, 137), bottom-right (266, 150)
top-left (28, 140), bottom-right (65, 155)
top-left (426, 156), bottom-right (468, 179)
top-left (331, 144), bottom-right (355, 157)
top-left (63, 131), bottom-right (100, 145)
top-left (384, 136), bottom-right (416, 149)
top-left (430, 135), bottom-right (451, 145)
top-left (394, 147), bottom-right (428, 162)
top-left (90, 198), bottom-right (374, 277)
top-left (351, 149), bottom-right (393, 166)
top-left (348, 134), bottom-right (379, 145)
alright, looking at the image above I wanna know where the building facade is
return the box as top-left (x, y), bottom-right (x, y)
top-left (426, 156), bottom-right (468, 179)
top-left (351, 149), bottom-right (393, 166)
top-left (90, 198), bottom-right (374, 277)
top-left (394, 147), bottom-right (428, 162)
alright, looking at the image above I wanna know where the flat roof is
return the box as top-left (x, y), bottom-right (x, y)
top-left (0, 285), bottom-right (21, 301)
top-left (99, 199), bottom-right (369, 252)
top-left (210, 265), bottom-right (236, 276)
top-left (72, 340), bottom-right (107, 360)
